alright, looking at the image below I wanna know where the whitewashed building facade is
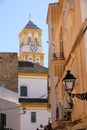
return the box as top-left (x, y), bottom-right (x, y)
top-left (0, 87), bottom-right (20, 130)
top-left (18, 20), bottom-right (51, 130)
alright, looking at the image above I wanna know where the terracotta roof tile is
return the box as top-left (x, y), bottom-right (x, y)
top-left (18, 61), bottom-right (48, 74)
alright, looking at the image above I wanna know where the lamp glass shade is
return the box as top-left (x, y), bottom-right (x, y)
top-left (62, 70), bottom-right (76, 93)
top-left (22, 107), bottom-right (26, 114)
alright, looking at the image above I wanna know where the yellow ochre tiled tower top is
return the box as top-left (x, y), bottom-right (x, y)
top-left (18, 20), bottom-right (44, 66)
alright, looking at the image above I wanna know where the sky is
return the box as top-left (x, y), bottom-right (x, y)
top-left (0, 0), bottom-right (57, 67)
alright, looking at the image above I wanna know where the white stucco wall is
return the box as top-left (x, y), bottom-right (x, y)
top-left (18, 75), bottom-right (51, 130)
top-left (18, 76), bottom-right (47, 98)
top-left (20, 108), bottom-right (51, 130)
top-left (0, 87), bottom-right (20, 130)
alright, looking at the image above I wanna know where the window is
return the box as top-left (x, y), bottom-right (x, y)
top-left (28, 56), bottom-right (33, 62)
top-left (34, 33), bottom-right (38, 38)
top-left (20, 86), bottom-right (27, 96)
top-left (34, 38), bottom-right (38, 43)
top-left (28, 37), bottom-right (31, 44)
top-left (29, 37), bottom-right (31, 43)
top-left (31, 112), bottom-right (36, 123)
top-left (59, 27), bottom-right (64, 58)
top-left (28, 33), bottom-right (32, 44)
top-left (35, 57), bottom-right (40, 64)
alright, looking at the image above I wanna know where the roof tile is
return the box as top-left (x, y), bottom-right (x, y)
top-left (18, 61), bottom-right (48, 74)
top-left (24, 20), bottom-right (41, 30)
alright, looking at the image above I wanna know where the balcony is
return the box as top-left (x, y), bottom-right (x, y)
top-left (52, 52), bottom-right (64, 60)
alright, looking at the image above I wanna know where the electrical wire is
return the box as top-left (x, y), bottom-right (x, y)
top-left (39, 93), bottom-right (47, 98)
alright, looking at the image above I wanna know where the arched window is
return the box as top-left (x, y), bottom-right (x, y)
top-left (28, 56), bottom-right (33, 62)
top-left (20, 86), bottom-right (27, 96)
top-left (35, 57), bottom-right (40, 64)
top-left (28, 33), bottom-right (32, 44)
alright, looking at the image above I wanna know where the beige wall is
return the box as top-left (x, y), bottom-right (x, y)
top-left (47, 0), bottom-right (87, 129)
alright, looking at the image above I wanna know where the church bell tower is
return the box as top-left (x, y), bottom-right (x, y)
top-left (18, 20), bottom-right (44, 66)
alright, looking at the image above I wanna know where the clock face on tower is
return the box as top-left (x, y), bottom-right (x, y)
top-left (30, 42), bottom-right (38, 52)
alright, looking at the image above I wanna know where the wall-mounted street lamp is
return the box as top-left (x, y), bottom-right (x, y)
top-left (22, 107), bottom-right (26, 114)
top-left (62, 70), bottom-right (87, 100)
top-left (19, 107), bottom-right (26, 114)
top-left (62, 70), bottom-right (76, 94)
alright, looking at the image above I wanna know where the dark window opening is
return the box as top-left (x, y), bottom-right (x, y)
top-left (20, 86), bottom-right (27, 96)
top-left (31, 112), bottom-right (36, 123)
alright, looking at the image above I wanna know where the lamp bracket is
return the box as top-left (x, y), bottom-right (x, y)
top-left (70, 92), bottom-right (87, 100)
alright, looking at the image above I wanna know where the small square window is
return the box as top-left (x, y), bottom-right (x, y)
top-left (31, 112), bottom-right (36, 123)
